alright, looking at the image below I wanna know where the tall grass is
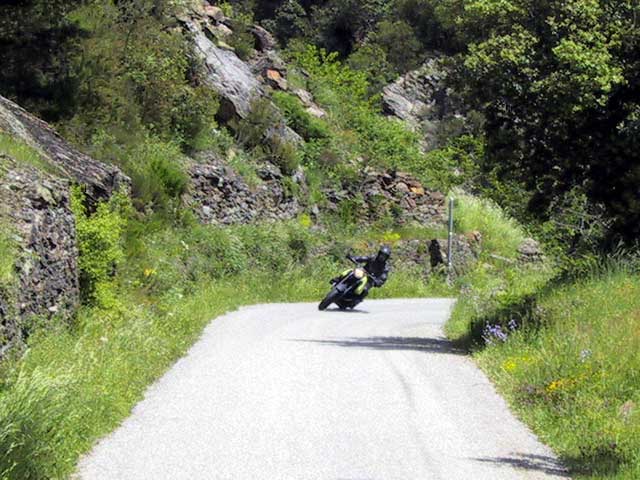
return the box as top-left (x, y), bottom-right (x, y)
top-left (446, 191), bottom-right (555, 342)
top-left (475, 264), bottom-right (640, 479)
top-left (0, 133), bottom-right (60, 176)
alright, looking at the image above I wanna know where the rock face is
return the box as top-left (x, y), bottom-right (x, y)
top-left (186, 17), bottom-right (263, 121)
top-left (382, 55), bottom-right (466, 150)
top-left (0, 154), bottom-right (79, 354)
top-left (179, 2), bottom-right (322, 138)
top-left (186, 154), bottom-right (301, 225)
top-left (0, 95), bottom-right (129, 203)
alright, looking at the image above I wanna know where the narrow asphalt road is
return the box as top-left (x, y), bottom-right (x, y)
top-left (77, 299), bottom-right (570, 480)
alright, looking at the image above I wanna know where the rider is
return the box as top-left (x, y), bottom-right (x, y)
top-left (333, 245), bottom-right (392, 292)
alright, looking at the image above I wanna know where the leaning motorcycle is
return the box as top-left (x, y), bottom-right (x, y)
top-left (318, 256), bottom-right (371, 311)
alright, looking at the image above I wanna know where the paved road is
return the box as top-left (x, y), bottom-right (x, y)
top-left (78, 299), bottom-right (570, 480)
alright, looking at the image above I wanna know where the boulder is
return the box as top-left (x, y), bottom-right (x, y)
top-left (183, 18), bottom-right (263, 120)
top-left (250, 25), bottom-right (277, 52)
top-left (518, 238), bottom-right (544, 263)
top-left (0, 95), bottom-right (129, 204)
top-left (204, 5), bottom-right (225, 22)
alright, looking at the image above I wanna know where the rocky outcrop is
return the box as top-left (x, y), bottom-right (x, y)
top-left (382, 55), bottom-right (467, 150)
top-left (0, 154), bottom-right (79, 353)
top-left (186, 154), bottom-right (301, 225)
top-left (518, 238), bottom-right (544, 263)
top-left (179, 2), bottom-right (322, 139)
top-left (0, 95), bottom-right (129, 203)
top-left (185, 15), bottom-right (264, 121)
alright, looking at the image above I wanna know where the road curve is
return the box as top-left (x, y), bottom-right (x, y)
top-left (77, 299), bottom-right (570, 480)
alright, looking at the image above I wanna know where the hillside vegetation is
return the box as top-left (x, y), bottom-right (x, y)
top-left (0, 0), bottom-right (639, 479)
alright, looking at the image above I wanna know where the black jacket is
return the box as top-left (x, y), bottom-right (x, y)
top-left (350, 254), bottom-right (390, 287)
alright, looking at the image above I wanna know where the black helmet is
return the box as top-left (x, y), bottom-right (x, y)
top-left (377, 245), bottom-right (391, 261)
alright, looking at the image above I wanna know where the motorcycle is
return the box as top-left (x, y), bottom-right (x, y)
top-left (318, 255), bottom-right (372, 311)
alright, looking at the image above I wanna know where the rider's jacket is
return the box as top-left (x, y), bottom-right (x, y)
top-left (350, 253), bottom-right (390, 287)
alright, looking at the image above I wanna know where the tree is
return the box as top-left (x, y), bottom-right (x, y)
top-left (447, 0), bottom-right (640, 241)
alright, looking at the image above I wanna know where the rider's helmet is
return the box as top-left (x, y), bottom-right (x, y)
top-left (377, 245), bottom-right (391, 262)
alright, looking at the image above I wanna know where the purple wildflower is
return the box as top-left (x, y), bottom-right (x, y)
top-left (579, 349), bottom-right (592, 362)
top-left (482, 323), bottom-right (508, 345)
top-left (508, 319), bottom-right (518, 331)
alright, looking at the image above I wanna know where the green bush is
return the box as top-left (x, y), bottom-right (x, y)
top-left (127, 138), bottom-right (189, 214)
top-left (71, 188), bottom-right (129, 303)
top-left (272, 91), bottom-right (331, 141)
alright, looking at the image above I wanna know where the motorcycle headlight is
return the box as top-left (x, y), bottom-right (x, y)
top-left (354, 268), bottom-right (365, 279)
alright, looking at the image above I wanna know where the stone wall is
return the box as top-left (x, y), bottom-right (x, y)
top-left (0, 154), bottom-right (79, 354)
top-left (186, 154), bottom-right (302, 225)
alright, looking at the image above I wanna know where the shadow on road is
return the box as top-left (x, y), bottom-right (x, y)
top-left (290, 336), bottom-right (465, 355)
top-left (321, 307), bottom-right (370, 314)
top-left (472, 453), bottom-right (570, 477)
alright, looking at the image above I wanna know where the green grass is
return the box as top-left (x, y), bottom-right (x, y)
top-left (446, 191), bottom-right (555, 342)
top-left (444, 192), bottom-right (640, 478)
top-left (474, 265), bottom-right (640, 479)
top-left (0, 133), bottom-right (60, 176)
top-left (0, 226), bottom-right (16, 289)
top-left (0, 215), bottom-right (452, 479)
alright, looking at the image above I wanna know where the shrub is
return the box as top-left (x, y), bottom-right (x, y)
top-left (272, 91), bottom-right (331, 141)
top-left (71, 188), bottom-right (129, 303)
top-left (127, 138), bottom-right (189, 214)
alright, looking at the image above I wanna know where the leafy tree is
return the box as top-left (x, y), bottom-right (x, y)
top-left (446, 0), bottom-right (640, 241)
top-left (369, 19), bottom-right (422, 73)
top-left (270, 0), bottom-right (309, 43)
top-left (0, 0), bottom-right (84, 120)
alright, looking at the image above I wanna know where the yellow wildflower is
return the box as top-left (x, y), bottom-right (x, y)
top-left (143, 268), bottom-right (156, 278)
top-left (503, 359), bottom-right (518, 372)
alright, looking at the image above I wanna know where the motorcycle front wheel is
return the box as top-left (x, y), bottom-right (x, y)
top-left (318, 288), bottom-right (340, 311)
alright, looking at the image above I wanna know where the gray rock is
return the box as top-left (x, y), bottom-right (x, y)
top-left (0, 154), bottom-right (79, 355)
top-left (250, 25), bottom-right (277, 52)
top-left (0, 95), bottom-right (130, 204)
top-left (518, 238), bottom-right (544, 263)
top-left (184, 18), bottom-right (263, 120)
top-left (185, 154), bottom-right (301, 225)
top-left (382, 55), bottom-right (467, 150)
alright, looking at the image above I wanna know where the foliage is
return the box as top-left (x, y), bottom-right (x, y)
top-left (367, 19), bottom-right (422, 74)
top-left (227, 10), bottom-right (256, 60)
top-left (271, 91), bottom-right (331, 141)
top-left (0, 0), bottom-right (82, 120)
top-left (443, 0), bottom-right (640, 241)
top-left (290, 45), bottom-right (435, 183)
top-left (71, 188), bottom-right (129, 304)
top-left (268, 0), bottom-right (310, 43)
